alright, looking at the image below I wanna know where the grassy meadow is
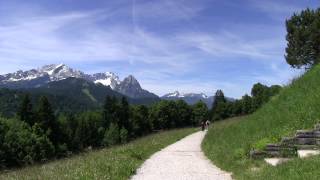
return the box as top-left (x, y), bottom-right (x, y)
top-left (202, 65), bottom-right (320, 179)
top-left (0, 128), bottom-right (196, 180)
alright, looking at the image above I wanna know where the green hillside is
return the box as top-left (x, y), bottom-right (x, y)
top-left (202, 65), bottom-right (320, 179)
top-left (0, 78), bottom-right (160, 117)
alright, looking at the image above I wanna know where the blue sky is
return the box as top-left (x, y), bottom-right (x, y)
top-left (0, 0), bottom-right (318, 98)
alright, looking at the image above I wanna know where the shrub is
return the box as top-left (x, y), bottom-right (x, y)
top-left (103, 123), bottom-right (120, 146)
top-left (120, 127), bottom-right (128, 144)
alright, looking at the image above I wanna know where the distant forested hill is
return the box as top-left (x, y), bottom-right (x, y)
top-left (0, 77), bottom-right (160, 117)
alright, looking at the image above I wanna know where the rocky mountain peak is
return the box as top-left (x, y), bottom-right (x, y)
top-left (0, 64), bottom-right (158, 99)
top-left (122, 75), bottom-right (139, 85)
top-left (92, 72), bottom-right (120, 90)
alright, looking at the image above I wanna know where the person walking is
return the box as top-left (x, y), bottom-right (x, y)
top-left (205, 120), bottom-right (210, 130)
top-left (201, 121), bottom-right (205, 131)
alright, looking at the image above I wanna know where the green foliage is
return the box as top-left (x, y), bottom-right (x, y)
top-left (131, 105), bottom-right (152, 137)
top-left (120, 127), bottom-right (129, 144)
top-left (251, 83), bottom-right (269, 110)
top-left (253, 138), bottom-right (274, 151)
top-left (0, 78), bottom-right (160, 118)
top-left (202, 64), bottom-right (320, 179)
top-left (103, 123), bottom-right (120, 146)
top-left (0, 92), bottom-right (195, 169)
top-left (192, 101), bottom-right (209, 125)
top-left (36, 96), bottom-right (55, 131)
top-left (210, 84), bottom-right (281, 121)
top-left (150, 101), bottom-right (174, 129)
top-left (30, 123), bottom-right (55, 161)
top-left (119, 97), bottom-right (131, 134)
top-left (0, 128), bottom-right (196, 180)
top-left (213, 90), bottom-right (226, 106)
top-left (233, 148), bottom-right (246, 159)
top-left (175, 100), bottom-right (193, 127)
top-left (17, 94), bottom-right (34, 126)
top-left (285, 8), bottom-right (320, 68)
top-left (0, 118), bottom-right (54, 167)
top-left (241, 94), bottom-right (253, 114)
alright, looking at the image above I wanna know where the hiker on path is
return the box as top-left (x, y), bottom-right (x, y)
top-left (205, 120), bottom-right (210, 130)
top-left (201, 121), bottom-right (205, 131)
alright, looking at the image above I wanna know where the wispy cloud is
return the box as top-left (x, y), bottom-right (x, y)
top-left (0, 0), bottom-right (314, 97)
top-left (177, 31), bottom-right (284, 60)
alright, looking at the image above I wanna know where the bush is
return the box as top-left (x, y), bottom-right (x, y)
top-left (0, 119), bottom-right (55, 167)
top-left (103, 123), bottom-right (120, 146)
top-left (120, 128), bottom-right (128, 144)
top-left (252, 137), bottom-right (277, 151)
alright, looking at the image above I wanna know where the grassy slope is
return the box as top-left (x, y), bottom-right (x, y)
top-left (202, 65), bottom-right (320, 180)
top-left (0, 128), bottom-right (196, 180)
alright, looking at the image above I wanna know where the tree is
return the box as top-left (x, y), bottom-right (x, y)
top-left (269, 85), bottom-right (282, 96)
top-left (131, 105), bottom-right (151, 137)
top-left (31, 123), bottom-right (55, 161)
top-left (17, 94), bottom-right (34, 126)
top-left (0, 118), bottom-right (54, 167)
top-left (149, 100), bottom-right (177, 129)
top-left (103, 96), bottom-right (114, 128)
top-left (212, 90), bottom-right (226, 108)
top-left (36, 96), bottom-right (55, 131)
top-left (36, 96), bottom-right (59, 145)
top-left (119, 127), bottom-right (128, 144)
top-left (231, 100), bottom-right (242, 116)
top-left (119, 97), bottom-right (131, 134)
top-left (211, 90), bottom-right (228, 121)
top-left (103, 123), bottom-right (120, 146)
top-left (192, 101), bottom-right (209, 126)
top-left (175, 100), bottom-right (192, 127)
top-left (241, 94), bottom-right (253, 114)
top-left (251, 83), bottom-right (269, 110)
top-left (285, 8), bottom-right (320, 68)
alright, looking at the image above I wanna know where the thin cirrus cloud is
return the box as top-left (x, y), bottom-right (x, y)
top-left (0, 0), bottom-right (317, 97)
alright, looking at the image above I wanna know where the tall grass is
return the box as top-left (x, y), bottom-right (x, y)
top-left (202, 65), bottom-right (320, 179)
top-left (0, 128), bottom-right (196, 180)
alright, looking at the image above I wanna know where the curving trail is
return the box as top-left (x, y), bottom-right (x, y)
top-left (131, 131), bottom-right (232, 180)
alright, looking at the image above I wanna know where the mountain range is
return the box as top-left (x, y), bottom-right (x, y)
top-left (162, 91), bottom-right (234, 108)
top-left (0, 64), bottom-right (158, 99)
top-left (0, 64), bottom-right (233, 111)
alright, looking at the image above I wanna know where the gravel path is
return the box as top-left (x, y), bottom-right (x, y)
top-left (131, 131), bottom-right (232, 180)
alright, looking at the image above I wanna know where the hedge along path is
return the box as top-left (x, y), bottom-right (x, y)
top-left (131, 131), bottom-right (232, 180)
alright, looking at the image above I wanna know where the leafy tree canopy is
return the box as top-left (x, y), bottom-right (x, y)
top-left (285, 8), bottom-right (320, 68)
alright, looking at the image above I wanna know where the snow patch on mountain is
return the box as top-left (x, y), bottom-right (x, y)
top-left (0, 64), bottom-right (158, 99)
top-left (93, 72), bottom-right (120, 90)
top-left (163, 91), bottom-right (209, 99)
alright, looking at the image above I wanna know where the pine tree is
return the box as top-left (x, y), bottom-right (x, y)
top-left (212, 90), bottom-right (226, 108)
top-left (36, 96), bottom-right (55, 131)
top-left (120, 97), bottom-right (131, 133)
top-left (17, 94), bottom-right (34, 126)
top-left (211, 90), bottom-right (227, 121)
top-left (36, 96), bottom-right (60, 145)
top-left (285, 8), bottom-right (320, 68)
top-left (103, 96), bottom-right (113, 128)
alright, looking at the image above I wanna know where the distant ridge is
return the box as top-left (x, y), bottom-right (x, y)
top-left (0, 64), bottom-right (158, 99)
top-left (162, 91), bottom-right (234, 108)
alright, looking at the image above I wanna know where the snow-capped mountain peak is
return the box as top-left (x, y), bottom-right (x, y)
top-left (163, 91), bottom-right (210, 99)
top-left (0, 64), bottom-right (159, 99)
top-left (171, 91), bottom-right (181, 97)
top-left (38, 64), bottom-right (84, 81)
top-left (163, 91), bottom-right (186, 98)
top-left (92, 72), bottom-right (120, 90)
